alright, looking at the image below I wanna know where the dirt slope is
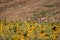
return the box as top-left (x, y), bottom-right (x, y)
top-left (0, 0), bottom-right (60, 21)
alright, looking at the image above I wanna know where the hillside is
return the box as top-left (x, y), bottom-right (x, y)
top-left (0, 0), bottom-right (60, 22)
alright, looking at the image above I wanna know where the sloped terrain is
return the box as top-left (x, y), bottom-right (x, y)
top-left (0, 0), bottom-right (60, 22)
top-left (0, 0), bottom-right (60, 40)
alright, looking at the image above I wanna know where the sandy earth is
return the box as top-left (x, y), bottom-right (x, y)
top-left (0, 0), bottom-right (60, 21)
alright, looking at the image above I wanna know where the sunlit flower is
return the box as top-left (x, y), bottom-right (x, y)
top-left (13, 35), bottom-right (19, 40)
top-left (20, 34), bottom-right (25, 40)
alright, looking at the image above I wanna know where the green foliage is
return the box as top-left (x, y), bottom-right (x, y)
top-left (42, 4), bottom-right (55, 7)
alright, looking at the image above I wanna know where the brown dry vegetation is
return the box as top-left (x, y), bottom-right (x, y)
top-left (0, 0), bottom-right (60, 22)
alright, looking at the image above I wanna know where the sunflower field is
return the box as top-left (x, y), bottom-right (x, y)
top-left (0, 19), bottom-right (60, 40)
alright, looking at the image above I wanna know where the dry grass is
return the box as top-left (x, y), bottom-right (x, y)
top-left (0, 0), bottom-right (60, 22)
